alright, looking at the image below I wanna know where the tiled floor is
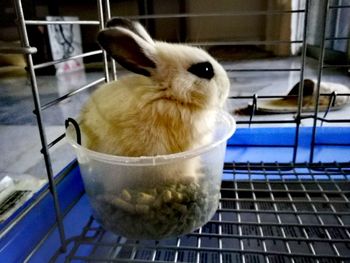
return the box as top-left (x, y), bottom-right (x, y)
top-left (225, 57), bottom-right (350, 126)
top-left (0, 56), bottom-right (349, 222)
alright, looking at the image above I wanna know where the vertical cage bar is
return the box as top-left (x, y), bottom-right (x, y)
top-left (267, 182), bottom-right (295, 263)
top-left (97, 0), bottom-right (110, 83)
top-left (218, 203), bottom-right (223, 263)
top-left (318, 182), bottom-right (350, 239)
top-left (173, 237), bottom-right (181, 262)
top-left (251, 182), bottom-right (269, 263)
top-left (104, 0), bottom-right (117, 80)
top-left (301, 183), bottom-right (341, 257)
top-left (13, 0), bottom-right (66, 251)
top-left (293, 0), bottom-right (310, 163)
top-left (283, 183), bottom-right (319, 261)
top-left (195, 227), bottom-right (202, 263)
top-left (309, 0), bottom-right (330, 163)
top-left (234, 181), bottom-right (245, 263)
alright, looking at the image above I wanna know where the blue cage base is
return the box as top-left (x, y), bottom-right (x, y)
top-left (0, 127), bottom-right (349, 263)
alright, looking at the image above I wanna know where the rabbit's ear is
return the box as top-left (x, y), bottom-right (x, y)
top-left (98, 27), bottom-right (156, 76)
top-left (106, 17), bottom-right (154, 45)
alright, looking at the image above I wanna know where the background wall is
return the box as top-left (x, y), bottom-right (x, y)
top-left (0, 0), bottom-right (269, 47)
top-left (185, 0), bottom-right (268, 42)
top-left (2, 0), bottom-right (348, 68)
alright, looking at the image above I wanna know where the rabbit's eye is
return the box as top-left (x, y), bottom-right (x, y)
top-left (187, 62), bottom-right (214, 80)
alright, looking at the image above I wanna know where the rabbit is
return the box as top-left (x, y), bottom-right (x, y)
top-left (79, 17), bottom-right (230, 161)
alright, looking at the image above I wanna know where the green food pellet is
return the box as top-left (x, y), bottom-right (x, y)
top-left (148, 189), bottom-right (157, 196)
top-left (112, 198), bottom-right (135, 213)
top-left (173, 203), bottom-right (188, 214)
top-left (121, 189), bottom-right (132, 201)
top-left (153, 197), bottom-right (162, 208)
top-left (162, 190), bottom-right (172, 202)
top-left (137, 192), bottom-right (155, 204)
top-left (174, 192), bottom-right (183, 202)
top-left (135, 204), bottom-right (150, 214)
top-left (93, 176), bottom-right (221, 239)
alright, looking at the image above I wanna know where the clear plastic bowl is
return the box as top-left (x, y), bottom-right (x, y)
top-left (66, 110), bottom-right (235, 240)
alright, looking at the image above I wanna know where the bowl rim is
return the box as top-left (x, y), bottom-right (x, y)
top-left (66, 109), bottom-right (236, 166)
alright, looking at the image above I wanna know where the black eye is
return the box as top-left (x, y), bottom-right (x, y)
top-left (187, 61), bottom-right (214, 80)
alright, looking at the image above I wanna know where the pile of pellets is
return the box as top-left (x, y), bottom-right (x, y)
top-left (91, 180), bottom-right (220, 239)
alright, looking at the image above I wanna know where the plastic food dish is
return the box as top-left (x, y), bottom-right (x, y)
top-left (66, 110), bottom-right (236, 240)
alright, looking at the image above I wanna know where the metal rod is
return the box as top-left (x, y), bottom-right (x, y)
top-left (219, 197), bottom-right (349, 205)
top-left (329, 5), bottom-right (350, 9)
top-left (218, 189), bottom-right (350, 197)
top-left (248, 94), bottom-right (258, 128)
top-left (268, 182), bottom-right (295, 263)
top-left (173, 237), bottom-right (181, 262)
top-left (325, 36), bottom-right (350, 40)
top-left (236, 120), bottom-right (297, 125)
top-left (250, 182), bottom-right (269, 263)
top-left (229, 93), bottom-right (350, 99)
top-left (192, 40), bottom-right (303, 46)
top-left (217, 200), bottom-right (223, 263)
top-left (68, 254), bottom-right (347, 263)
top-left (230, 95), bottom-right (296, 99)
top-left (293, 0), bottom-right (310, 163)
top-left (64, 217), bottom-right (96, 261)
top-left (229, 162), bottom-right (346, 171)
top-left (226, 68), bottom-right (301, 72)
top-left (0, 46), bottom-right (37, 54)
top-left (97, 0), bottom-right (110, 83)
top-left (283, 183), bottom-right (318, 261)
top-left (234, 181), bottom-right (245, 263)
top-left (309, 0), bottom-right (329, 162)
top-left (123, 9), bottom-right (306, 20)
top-left (323, 64), bottom-right (350, 68)
top-left (41, 77), bottom-right (105, 110)
top-left (228, 144), bottom-right (295, 148)
top-left (14, 0), bottom-right (67, 252)
top-left (67, 235), bottom-right (350, 260)
top-left (320, 91), bottom-right (337, 126)
top-left (229, 95), bottom-right (295, 99)
top-left (311, 117), bottom-right (350, 123)
top-left (229, 170), bottom-right (349, 176)
top-left (104, 0), bottom-right (117, 81)
top-left (324, 181), bottom-right (350, 239)
top-left (25, 20), bottom-right (100, 25)
top-left (33, 50), bottom-right (103, 70)
top-left (225, 169), bottom-right (349, 175)
top-left (45, 133), bottom-right (66, 151)
top-left (195, 227), bottom-right (202, 263)
top-left (314, 142), bottom-right (350, 146)
top-left (301, 184), bottom-right (341, 257)
top-left (184, 224), bottom-right (350, 241)
top-left (65, 118), bottom-right (82, 145)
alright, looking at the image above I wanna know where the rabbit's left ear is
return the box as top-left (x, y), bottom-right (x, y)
top-left (98, 26), bottom-right (156, 76)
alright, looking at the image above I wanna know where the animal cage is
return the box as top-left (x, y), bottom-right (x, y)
top-left (1, 0), bottom-right (350, 262)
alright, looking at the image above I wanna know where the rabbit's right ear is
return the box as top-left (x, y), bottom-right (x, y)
top-left (98, 27), bottom-right (156, 76)
top-left (106, 18), bottom-right (154, 45)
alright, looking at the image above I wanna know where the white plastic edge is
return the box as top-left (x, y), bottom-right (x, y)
top-left (66, 110), bottom-right (236, 166)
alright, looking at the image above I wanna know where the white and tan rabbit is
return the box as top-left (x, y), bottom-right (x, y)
top-left (79, 18), bottom-right (230, 173)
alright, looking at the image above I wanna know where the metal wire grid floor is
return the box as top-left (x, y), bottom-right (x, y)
top-left (52, 162), bottom-right (350, 263)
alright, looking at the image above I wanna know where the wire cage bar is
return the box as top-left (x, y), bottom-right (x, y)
top-left (3, 0), bottom-right (350, 261)
top-left (12, 0), bottom-right (68, 251)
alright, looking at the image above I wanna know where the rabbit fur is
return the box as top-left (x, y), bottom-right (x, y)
top-left (78, 18), bottom-right (230, 181)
